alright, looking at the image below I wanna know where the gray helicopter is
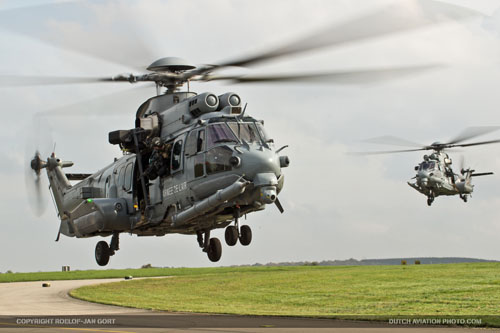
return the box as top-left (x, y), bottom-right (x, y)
top-left (3, 0), bottom-right (481, 265)
top-left (355, 127), bottom-right (500, 206)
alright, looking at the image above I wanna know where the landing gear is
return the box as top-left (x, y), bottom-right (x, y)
top-left (460, 194), bottom-right (468, 203)
top-left (225, 226), bottom-right (238, 246)
top-left (197, 230), bottom-right (222, 262)
top-left (94, 233), bottom-right (120, 266)
top-left (427, 196), bottom-right (434, 206)
top-left (95, 241), bottom-right (110, 266)
top-left (239, 225), bottom-right (252, 246)
top-left (207, 238), bottom-right (222, 262)
top-left (225, 206), bottom-right (252, 246)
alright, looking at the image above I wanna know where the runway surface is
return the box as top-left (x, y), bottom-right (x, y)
top-left (0, 278), bottom-right (496, 332)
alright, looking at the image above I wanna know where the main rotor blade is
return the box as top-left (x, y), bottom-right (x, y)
top-left (0, 2), bottom-right (155, 71)
top-left (363, 135), bottom-right (426, 148)
top-left (446, 126), bottom-right (500, 145)
top-left (204, 64), bottom-right (439, 85)
top-left (451, 139), bottom-right (500, 148)
top-left (38, 84), bottom-right (154, 117)
top-left (349, 148), bottom-right (427, 155)
top-left (216, 0), bottom-right (481, 69)
top-left (0, 75), bottom-right (119, 86)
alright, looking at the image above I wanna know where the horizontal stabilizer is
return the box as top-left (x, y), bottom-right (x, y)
top-left (66, 173), bottom-right (92, 181)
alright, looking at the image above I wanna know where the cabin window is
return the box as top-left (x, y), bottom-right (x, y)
top-left (118, 166), bottom-right (126, 188)
top-left (206, 146), bottom-right (233, 175)
top-left (124, 163), bottom-right (133, 191)
top-left (207, 123), bottom-right (238, 149)
top-left (104, 176), bottom-right (110, 197)
top-left (171, 140), bottom-right (183, 171)
top-left (228, 122), bottom-right (260, 144)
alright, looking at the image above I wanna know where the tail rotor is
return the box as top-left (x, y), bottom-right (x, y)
top-left (24, 117), bottom-right (53, 216)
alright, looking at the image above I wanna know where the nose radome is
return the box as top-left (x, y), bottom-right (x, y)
top-left (240, 149), bottom-right (281, 180)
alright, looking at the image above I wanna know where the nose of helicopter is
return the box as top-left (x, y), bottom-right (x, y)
top-left (417, 170), bottom-right (437, 187)
top-left (238, 147), bottom-right (281, 180)
top-left (235, 146), bottom-right (283, 204)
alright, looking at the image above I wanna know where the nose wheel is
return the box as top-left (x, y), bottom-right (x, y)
top-left (225, 226), bottom-right (239, 246)
top-left (224, 208), bottom-right (253, 246)
top-left (427, 196), bottom-right (434, 206)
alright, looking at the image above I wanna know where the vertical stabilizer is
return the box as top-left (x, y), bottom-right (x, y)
top-left (43, 153), bottom-right (73, 218)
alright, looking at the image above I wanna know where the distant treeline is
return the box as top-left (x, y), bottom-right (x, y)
top-left (243, 257), bottom-right (498, 267)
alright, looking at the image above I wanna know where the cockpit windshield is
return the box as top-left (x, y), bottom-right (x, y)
top-left (419, 161), bottom-right (435, 171)
top-left (206, 123), bottom-right (238, 149)
top-left (255, 122), bottom-right (272, 143)
top-left (228, 122), bottom-right (261, 144)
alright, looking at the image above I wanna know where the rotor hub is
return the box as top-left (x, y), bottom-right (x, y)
top-left (147, 57), bottom-right (196, 73)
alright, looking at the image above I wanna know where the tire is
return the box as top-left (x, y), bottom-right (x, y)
top-left (225, 226), bottom-right (238, 246)
top-left (207, 238), bottom-right (222, 262)
top-left (95, 241), bottom-right (110, 266)
top-left (239, 225), bottom-right (252, 246)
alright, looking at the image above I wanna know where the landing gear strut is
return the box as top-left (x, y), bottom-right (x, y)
top-left (95, 233), bottom-right (120, 266)
top-left (197, 230), bottom-right (222, 262)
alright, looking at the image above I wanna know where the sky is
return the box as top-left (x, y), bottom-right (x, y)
top-left (2, 0), bottom-right (500, 272)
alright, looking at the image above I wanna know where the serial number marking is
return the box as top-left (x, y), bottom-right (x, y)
top-left (163, 181), bottom-right (187, 197)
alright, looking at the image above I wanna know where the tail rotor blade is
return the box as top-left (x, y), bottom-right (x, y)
top-left (24, 118), bottom-right (53, 216)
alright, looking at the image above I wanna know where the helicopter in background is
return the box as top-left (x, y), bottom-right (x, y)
top-left (0, 0), bottom-right (481, 265)
top-left (354, 127), bottom-right (500, 206)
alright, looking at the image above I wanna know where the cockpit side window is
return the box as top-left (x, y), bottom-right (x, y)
top-left (197, 129), bottom-right (205, 152)
top-left (186, 129), bottom-right (206, 156)
top-left (185, 131), bottom-right (197, 156)
top-left (207, 123), bottom-right (238, 149)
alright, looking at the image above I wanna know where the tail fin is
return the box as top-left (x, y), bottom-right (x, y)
top-left (32, 153), bottom-right (73, 219)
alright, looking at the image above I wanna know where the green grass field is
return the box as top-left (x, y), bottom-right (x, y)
top-left (0, 266), bottom-right (250, 283)
top-left (67, 263), bottom-right (500, 326)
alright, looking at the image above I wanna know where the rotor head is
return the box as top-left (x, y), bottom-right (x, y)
top-left (147, 57), bottom-right (196, 73)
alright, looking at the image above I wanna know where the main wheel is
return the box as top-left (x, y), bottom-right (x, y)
top-left (239, 225), bottom-right (252, 246)
top-left (95, 241), bottom-right (110, 266)
top-left (427, 198), bottom-right (433, 206)
top-left (225, 226), bottom-right (238, 246)
top-left (463, 195), bottom-right (468, 203)
top-left (207, 237), bottom-right (222, 262)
